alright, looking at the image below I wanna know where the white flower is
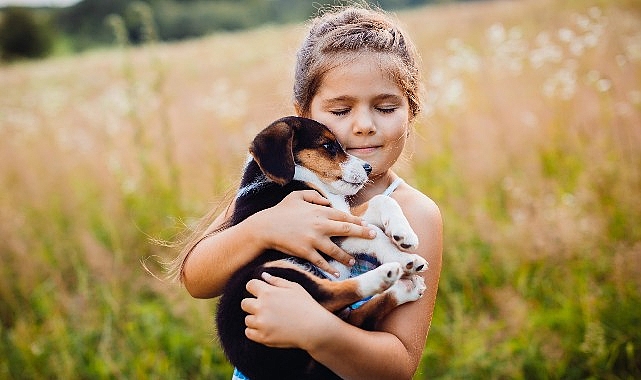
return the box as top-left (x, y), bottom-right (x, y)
top-left (446, 38), bottom-right (481, 73)
top-left (588, 7), bottom-right (602, 20)
top-left (596, 78), bottom-right (612, 93)
top-left (558, 28), bottom-right (575, 43)
top-left (628, 90), bottom-right (641, 105)
top-left (543, 61), bottom-right (578, 100)
top-left (487, 23), bottom-right (506, 46)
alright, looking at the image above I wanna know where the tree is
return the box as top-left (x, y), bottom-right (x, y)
top-left (0, 7), bottom-right (54, 61)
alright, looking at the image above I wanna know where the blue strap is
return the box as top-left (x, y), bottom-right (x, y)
top-left (232, 368), bottom-right (249, 380)
top-left (382, 177), bottom-right (404, 196)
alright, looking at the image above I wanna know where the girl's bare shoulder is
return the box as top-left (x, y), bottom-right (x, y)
top-left (394, 182), bottom-right (442, 226)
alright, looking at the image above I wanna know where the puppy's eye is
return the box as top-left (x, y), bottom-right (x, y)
top-left (322, 142), bottom-right (339, 155)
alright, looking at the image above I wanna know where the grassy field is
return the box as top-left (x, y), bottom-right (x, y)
top-left (1, 0), bottom-right (640, 378)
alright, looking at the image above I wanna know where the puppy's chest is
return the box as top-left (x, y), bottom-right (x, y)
top-left (326, 193), bottom-right (350, 214)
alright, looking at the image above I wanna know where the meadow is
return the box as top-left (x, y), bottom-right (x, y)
top-left (1, 0), bottom-right (640, 378)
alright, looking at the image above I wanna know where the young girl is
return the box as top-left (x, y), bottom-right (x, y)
top-left (175, 5), bottom-right (442, 379)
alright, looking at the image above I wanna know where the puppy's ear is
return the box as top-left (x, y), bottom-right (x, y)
top-left (249, 119), bottom-right (297, 185)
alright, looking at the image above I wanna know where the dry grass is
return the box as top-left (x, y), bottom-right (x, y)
top-left (1, 0), bottom-right (640, 378)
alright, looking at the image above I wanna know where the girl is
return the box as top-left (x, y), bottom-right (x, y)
top-left (175, 5), bottom-right (443, 380)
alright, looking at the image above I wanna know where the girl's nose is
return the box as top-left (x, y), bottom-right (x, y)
top-left (352, 109), bottom-right (376, 135)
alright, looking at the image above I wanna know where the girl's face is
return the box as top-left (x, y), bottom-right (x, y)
top-left (307, 53), bottom-right (410, 179)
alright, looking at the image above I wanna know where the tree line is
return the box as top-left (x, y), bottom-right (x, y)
top-left (1, 0), bottom-right (478, 61)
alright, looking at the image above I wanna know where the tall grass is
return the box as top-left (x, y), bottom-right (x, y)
top-left (0, 0), bottom-right (639, 378)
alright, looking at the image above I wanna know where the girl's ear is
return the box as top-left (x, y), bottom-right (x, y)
top-left (249, 118), bottom-right (297, 185)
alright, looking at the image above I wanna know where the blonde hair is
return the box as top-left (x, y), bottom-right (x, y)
top-left (293, 6), bottom-right (422, 120)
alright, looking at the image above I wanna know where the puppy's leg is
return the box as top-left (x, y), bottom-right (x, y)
top-left (340, 232), bottom-right (428, 274)
top-left (344, 275), bottom-right (426, 329)
top-left (263, 260), bottom-right (403, 312)
top-left (353, 195), bottom-right (419, 251)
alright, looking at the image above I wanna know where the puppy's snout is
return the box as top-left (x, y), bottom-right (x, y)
top-left (363, 163), bottom-right (372, 176)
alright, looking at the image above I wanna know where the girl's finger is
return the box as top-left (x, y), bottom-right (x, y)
top-left (328, 220), bottom-right (377, 239)
top-left (240, 297), bottom-right (258, 314)
top-left (316, 239), bottom-right (355, 268)
top-left (325, 208), bottom-right (365, 225)
top-left (301, 249), bottom-right (341, 278)
top-left (245, 278), bottom-right (269, 296)
top-left (244, 314), bottom-right (258, 328)
top-left (245, 327), bottom-right (261, 343)
top-left (260, 271), bottom-right (290, 286)
top-left (297, 190), bottom-right (331, 206)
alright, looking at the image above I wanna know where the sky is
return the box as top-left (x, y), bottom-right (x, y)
top-left (0, 0), bottom-right (80, 7)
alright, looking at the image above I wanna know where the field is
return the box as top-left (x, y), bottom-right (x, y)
top-left (1, 0), bottom-right (640, 378)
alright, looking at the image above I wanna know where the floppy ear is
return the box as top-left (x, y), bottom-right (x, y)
top-left (249, 119), bottom-right (296, 185)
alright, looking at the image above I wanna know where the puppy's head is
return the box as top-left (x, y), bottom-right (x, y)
top-left (249, 116), bottom-right (371, 195)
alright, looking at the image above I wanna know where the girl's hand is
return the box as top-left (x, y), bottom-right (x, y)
top-left (250, 190), bottom-right (376, 277)
top-left (241, 272), bottom-right (331, 349)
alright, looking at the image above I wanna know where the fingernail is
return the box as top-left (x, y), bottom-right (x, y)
top-left (348, 258), bottom-right (356, 266)
top-left (262, 272), bottom-right (272, 280)
top-left (369, 229), bottom-right (377, 238)
top-left (334, 272), bottom-right (341, 278)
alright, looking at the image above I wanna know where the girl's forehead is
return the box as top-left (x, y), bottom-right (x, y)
top-left (317, 53), bottom-right (405, 96)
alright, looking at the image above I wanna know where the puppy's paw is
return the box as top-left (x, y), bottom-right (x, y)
top-left (386, 275), bottom-right (426, 304)
top-left (356, 262), bottom-right (403, 296)
top-left (366, 195), bottom-right (419, 251)
top-left (399, 254), bottom-right (428, 274)
top-left (386, 219), bottom-right (419, 251)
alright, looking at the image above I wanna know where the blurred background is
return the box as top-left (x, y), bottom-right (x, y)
top-left (1, 0), bottom-right (640, 378)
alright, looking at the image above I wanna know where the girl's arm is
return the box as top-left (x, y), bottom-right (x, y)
top-left (242, 189), bottom-right (443, 379)
top-left (182, 190), bottom-right (376, 298)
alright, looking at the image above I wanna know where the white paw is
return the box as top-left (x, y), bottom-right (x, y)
top-left (399, 254), bottom-right (428, 274)
top-left (386, 275), bottom-right (426, 304)
top-left (356, 262), bottom-right (402, 296)
top-left (364, 195), bottom-right (419, 251)
top-left (384, 217), bottom-right (419, 251)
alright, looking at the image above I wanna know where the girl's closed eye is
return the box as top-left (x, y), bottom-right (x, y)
top-left (376, 106), bottom-right (398, 114)
top-left (330, 108), bottom-right (351, 116)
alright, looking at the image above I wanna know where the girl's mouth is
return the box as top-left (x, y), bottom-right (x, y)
top-left (347, 146), bottom-right (380, 155)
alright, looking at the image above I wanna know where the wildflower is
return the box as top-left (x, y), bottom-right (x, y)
top-left (487, 23), bottom-right (506, 46)
top-left (586, 70), bottom-right (600, 83)
top-left (543, 60), bottom-right (578, 100)
top-left (521, 111), bottom-right (538, 128)
top-left (529, 32), bottom-right (563, 68)
top-left (624, 33), bottom-right (641, 62)
top-left (629, 90), bottom-right (641, 105)
top-left (200, 80), bottom-right (248, 119)
top-left (569, 40), bottom-right (585, 56)
top-left (574, 13), bottom-right (591, 32)
top-left (486, 24), bottom-right (527, 74)
top-left (558, 28), bottom-right (575, 43)
top-left (588, 7), bottom-right (602, 20)
top-left (596, 78), bottom-right (612, 93)
top-left (441, 78), bottom-right (465, 108)
top-left (446, 38), bottom-right (480, 73)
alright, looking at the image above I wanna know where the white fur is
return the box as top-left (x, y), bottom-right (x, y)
top-left (237, 155), bottom-right (269, 199)
top-left (285, 148), bottom-right (427, 295)
top-left (384, 275), bottom-right (426, 304)
top-left (292, 152), bottom-right (428, 277)
top-left (354, 262), bottom-right (403, 296)
top-left (293, 165), bottom-right (352, 213)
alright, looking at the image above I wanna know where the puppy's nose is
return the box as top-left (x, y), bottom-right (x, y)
top-left (363, 163), bottom-right (372, 175)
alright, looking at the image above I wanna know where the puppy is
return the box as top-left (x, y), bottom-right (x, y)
top-left (215, 116), bottom-right (428, 380)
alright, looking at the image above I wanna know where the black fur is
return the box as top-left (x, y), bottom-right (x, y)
top-left (216, 117), bottom-right (348, 380)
